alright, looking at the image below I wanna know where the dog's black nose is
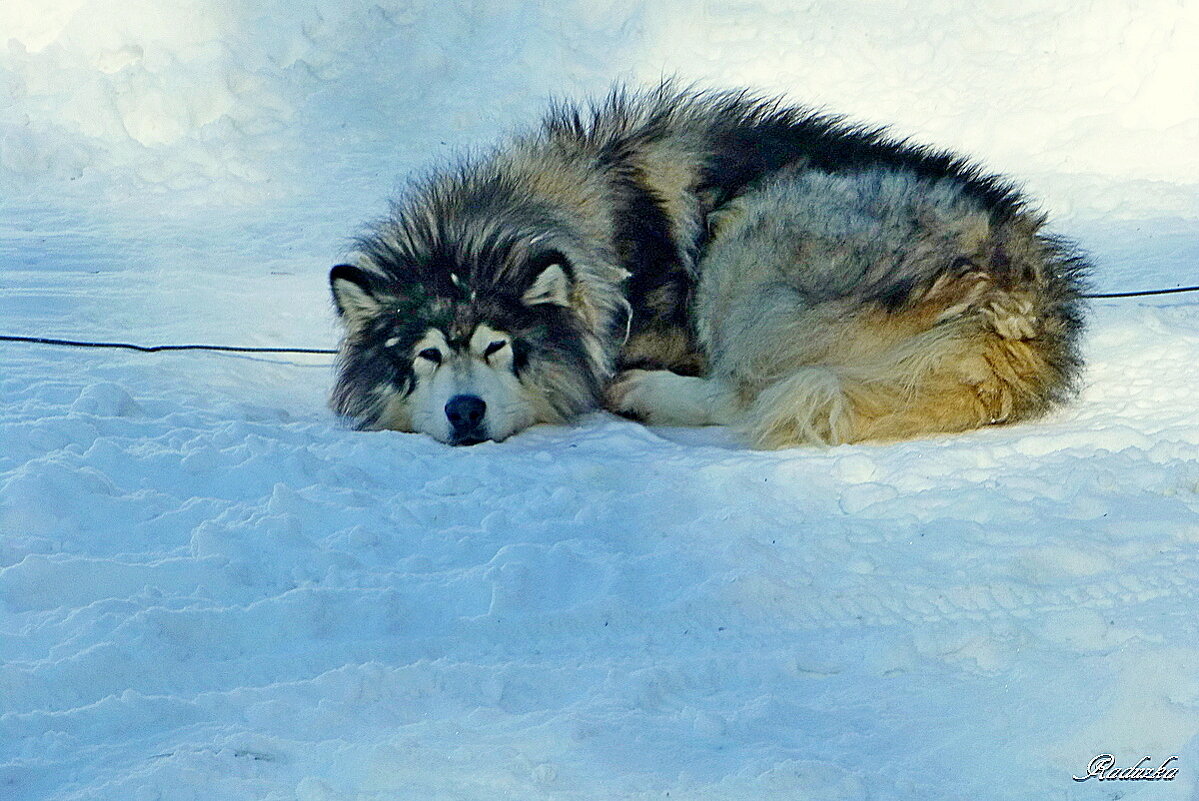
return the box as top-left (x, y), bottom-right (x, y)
top-left (445, 394), bottom-right (487, 434)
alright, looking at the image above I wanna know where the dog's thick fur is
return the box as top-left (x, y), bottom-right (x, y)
top-left (329, 84), bottom-right (1088, 447)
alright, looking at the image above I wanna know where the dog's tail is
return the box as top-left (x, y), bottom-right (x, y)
top-left (738, 247), bottom-right (1086, 448)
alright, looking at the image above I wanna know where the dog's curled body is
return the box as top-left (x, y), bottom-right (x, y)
top-left (329, 84), bottom-right (1088, 446)
top-left (611, 168), bottom-right (1088, 446)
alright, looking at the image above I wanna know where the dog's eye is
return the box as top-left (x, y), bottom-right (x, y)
top-left (417, 347), bottom-right (442, 364)
top-left (483, 340), bottom-right (507, 358)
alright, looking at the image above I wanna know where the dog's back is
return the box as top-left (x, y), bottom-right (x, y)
top-left (535, 86), bottom-right (1063, 377)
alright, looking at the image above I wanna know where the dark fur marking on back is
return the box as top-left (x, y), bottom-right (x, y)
top-left (697, 93), bottom-right (1026, 220)
top-left (603, 161), bottom-right (702, 371)
top-left (876, 275), bottom-right (917, 312)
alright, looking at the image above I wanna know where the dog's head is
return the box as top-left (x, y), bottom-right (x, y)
top-left (330, 244), bottom-right (616, 444)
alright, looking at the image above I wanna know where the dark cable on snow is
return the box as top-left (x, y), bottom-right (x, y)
top-left (1081, 285), bottom-right (1199, 299)
top-left (1, 285), bottom-right (1196, 355)
top-left (0, 335), bottom-right (336, 355)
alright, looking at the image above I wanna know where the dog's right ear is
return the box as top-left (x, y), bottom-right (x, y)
top-left (330, 264), bottom-right (382, 329)
top-left (522, 253), bottom-right (573, 308)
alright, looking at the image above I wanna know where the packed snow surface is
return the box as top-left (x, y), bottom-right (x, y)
top-left (2, 2), bottom-right (1199, 800)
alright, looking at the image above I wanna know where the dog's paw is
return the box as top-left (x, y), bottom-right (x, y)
top-left (606, 370), bottom-right (726, 426)
top-left (605, 369), bottom-right (657, 421)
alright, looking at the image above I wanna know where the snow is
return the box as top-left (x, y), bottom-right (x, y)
top-left (2, 1), bottom-right (1199, 799)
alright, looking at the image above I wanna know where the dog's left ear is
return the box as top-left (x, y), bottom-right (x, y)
top-left (330, 264), bottom-right (383, 329)
top-left (522, 256), bottom-right (572, 308)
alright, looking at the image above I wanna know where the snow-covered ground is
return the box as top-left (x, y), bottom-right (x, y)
top-left (2, 2), bottom-right (1198, 799)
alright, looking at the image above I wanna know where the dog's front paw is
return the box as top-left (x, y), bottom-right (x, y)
top-left (605, 369), bottom-right (656, 421)
top-left (605, 370), bottom-right (725, 426)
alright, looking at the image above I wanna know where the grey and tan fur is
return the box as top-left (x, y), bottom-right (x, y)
top-left (329, 84), bottom-right (1088, 447)
top-left (610, 167), bottom-right (1086, 446)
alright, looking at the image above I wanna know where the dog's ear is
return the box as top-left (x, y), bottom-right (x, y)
top-left (522, 254), bottom-right (572, 308)
top-left (330, 264), bottom-right (382, 328)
